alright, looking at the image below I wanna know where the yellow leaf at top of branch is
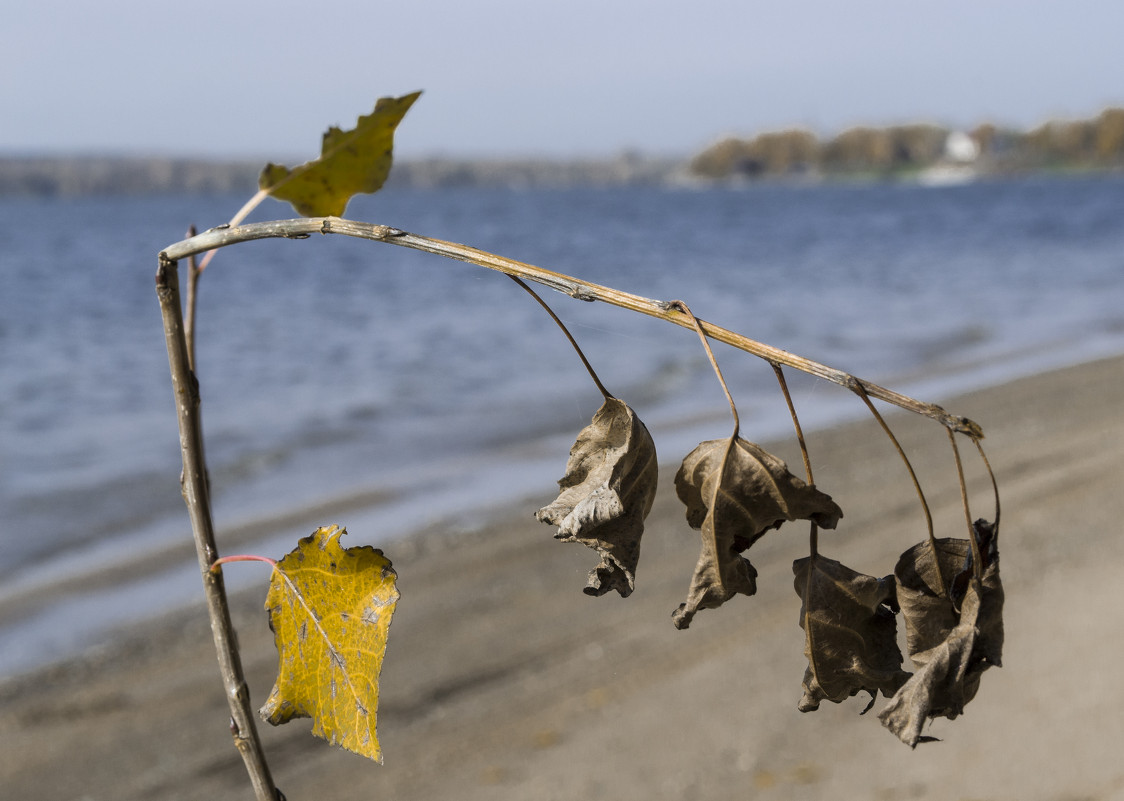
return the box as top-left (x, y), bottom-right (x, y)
top-left (260, 525), bottom-right (399, 763)
top-left (259, 91), bottom-right (422, 218)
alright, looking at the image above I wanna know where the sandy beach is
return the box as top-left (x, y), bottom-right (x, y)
top-left (3, 354), bottom-right (1123, 801)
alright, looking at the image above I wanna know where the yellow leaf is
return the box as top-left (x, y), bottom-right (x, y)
top-left (259, 91), bottom-right (422, 217)
top-left (259, 525), bottom-right (399, 763)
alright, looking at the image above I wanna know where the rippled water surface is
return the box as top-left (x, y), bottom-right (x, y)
top-left (2, 175), bottom-right (1123, 673)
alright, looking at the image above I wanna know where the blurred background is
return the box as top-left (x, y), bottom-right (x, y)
top-left (2, 2), bottom-right (1123, 797)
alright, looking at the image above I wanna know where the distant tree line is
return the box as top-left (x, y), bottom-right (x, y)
top-left (2, 108), bottom-right (1122, 196)
top-left (0, 153), bottom-right (683, 196)
top-left (689, 107), bottom-right (1124, 179)
top-left (0, 157), bottom-right (264, 197)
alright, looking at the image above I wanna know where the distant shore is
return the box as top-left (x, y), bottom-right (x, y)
top-left (3, 106), bottom-right (1122, 197)
top-left (0, 153), bottom-right (688, 197)
top-left (3, 353), bottom-right (1123, 800)
top-left (3, 152), bottom-right (1121, 199)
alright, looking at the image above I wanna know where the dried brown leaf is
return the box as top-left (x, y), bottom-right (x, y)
top-left (672, 435), bottom-right (843, 628)
top-left (895, 523), bottom-right (1004, 666)
top-left (536, 398), bottom-right (657, 597)
top-left (793, 554), bottom-right (910, 712)
top-left (879, 521), bottom-right (1004, 746)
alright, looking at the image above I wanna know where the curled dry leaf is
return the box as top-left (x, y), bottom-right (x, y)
top-left (879, 521), bottom-right (1004, 747)
top-left (793, 554), bottom-right (910, 712)
top-left (536, 397), bottom-right (658, 597)
top-left (672, 435), bottom-right (842, 629)
top-left (260, 525), bottom-right (399, 763)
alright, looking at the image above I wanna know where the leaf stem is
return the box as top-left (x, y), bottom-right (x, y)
top-left (771, 364), bottom-right (814, 484)
top-left (508, 275), bottom-right (613, 401)
top-left (196, 188), bottom-right (270, 272)
top-left (210, 554), bottom-right (279, 572)
top-left (159, 219), bottom-right (982, 437)
top-left (156, 256), bottom-right (280, 801)
top-left (184, 225), bottom-right (200, 371)
top-left (771, 363), bottom-right (819, 556)
top-left (947, 430), bottom-right (983, 579)
top-left (670, 300), bottom-right (739, 437)
top-left (852, 384), bottom-right (944, 597)
top-left (975, 439), bottom-right (1001, 536)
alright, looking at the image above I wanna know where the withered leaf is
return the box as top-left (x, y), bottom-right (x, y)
top-left (879, 521), bottom-right (1004, 747)
top-left (672, 435), bottom-right (842, 629)
top-left (536, 397), bottom-right (657, 597)
top-left (260, 525), bottom-right (399, 763)
top-left (793, 554), bottom-right (910, 712)
top-left (894, 523), bottom-right (1004, 667)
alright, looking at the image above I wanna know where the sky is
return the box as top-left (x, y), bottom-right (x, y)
top-left (3, 0), bottom-right (1123, 160)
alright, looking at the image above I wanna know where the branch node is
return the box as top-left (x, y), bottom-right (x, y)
top-left (957, 416), bottom-right (985, 440)
top-left (320, 219), bottom-right (332, 234)
top-left (385, 227), bottom-right (408, 237)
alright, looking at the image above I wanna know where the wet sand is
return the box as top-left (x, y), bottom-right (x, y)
top-left (3, 355), bottom-right (1123, 801)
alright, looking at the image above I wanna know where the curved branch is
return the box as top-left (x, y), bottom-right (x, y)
top-left (161, 218), bottom-right (983, 436)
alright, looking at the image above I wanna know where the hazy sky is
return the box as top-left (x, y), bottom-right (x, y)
top-left (4, 0), bottom-right (1122, 159)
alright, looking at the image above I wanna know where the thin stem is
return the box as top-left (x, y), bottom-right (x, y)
top-left (185, 225), bottom-right (200, 371)
top-left (947, 429), bottom-right (983, 579)
top-left (211, 554), bottom-right (279, 572)
top-left (975, 438), bottom-right (1001, 535)
top-left (671, 300), bottom-right (739, 437)
top-left (853, 384), bottom-right (945, 597)
top-left (771, 364), bottom-right (814, 484)
top-left (159, 219), bottom-right (982, 437)
top-left (508, 275), bottom-right (613, 401)
top-left (771, 363), bottom-right (819, 556)
top-left (196, 188), bottom-right (270, 272)
top-left (156, 256), bottom-right (280, 801)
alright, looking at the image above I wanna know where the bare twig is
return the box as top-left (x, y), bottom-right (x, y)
top-left (155, 257), bottom-right (280, 801)
top-left (160, 218), bottom-right (983, 437)
top-left (184, 225), bottom-right (201, 371)
top-left (196, 188), bottom-right (270, 272)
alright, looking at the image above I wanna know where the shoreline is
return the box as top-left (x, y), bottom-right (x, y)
top-left (3, 353), bottom-right (1124, 799)
top-left (6, 339), bottom-right (1120, 680)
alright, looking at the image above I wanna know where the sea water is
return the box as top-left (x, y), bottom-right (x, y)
top-left (2, 174), bottom-right (1123, 676)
